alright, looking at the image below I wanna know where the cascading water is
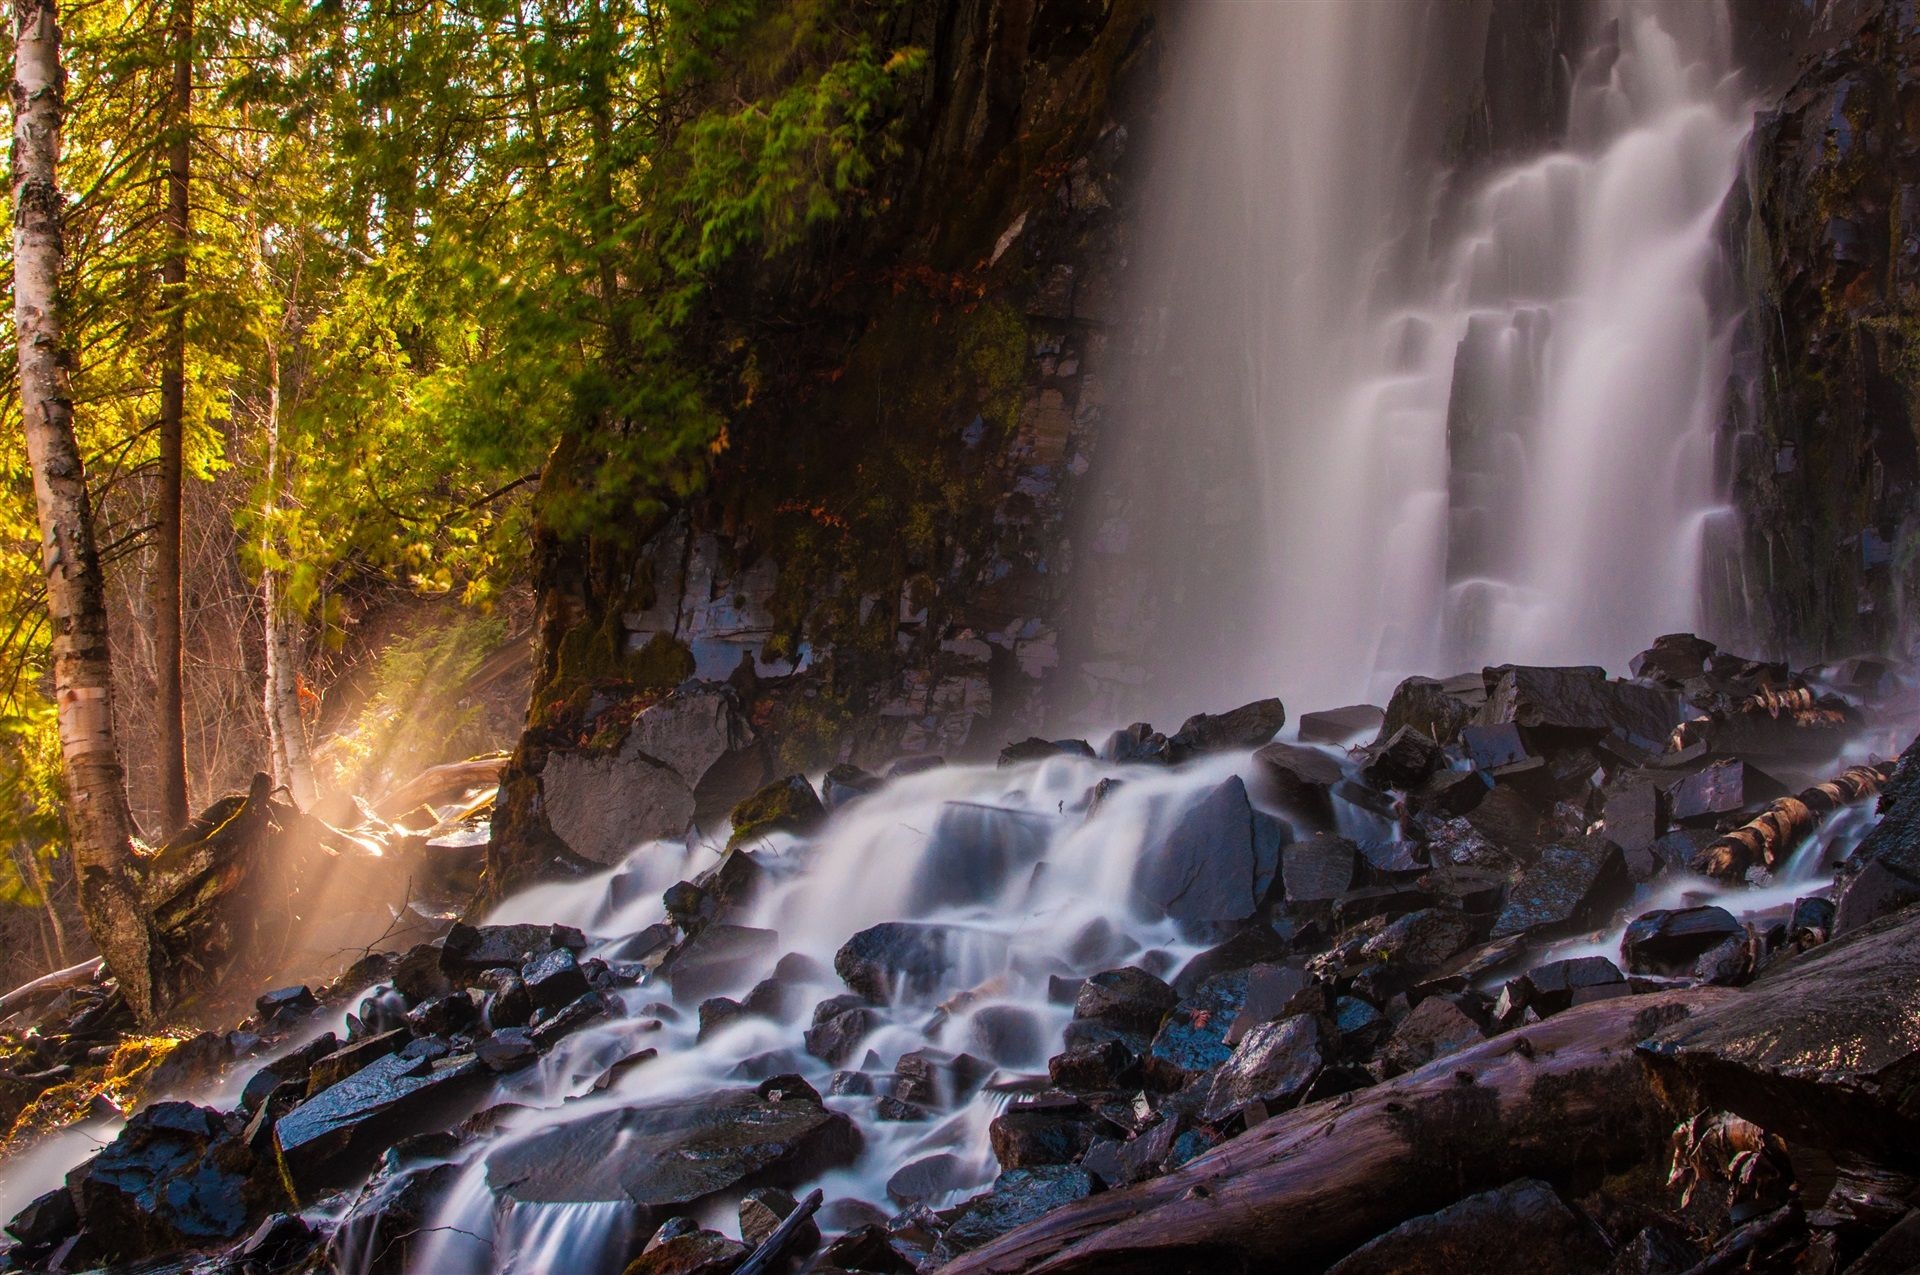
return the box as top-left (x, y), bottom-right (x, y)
top-left (1071, 0), bottom-right (1753, 723)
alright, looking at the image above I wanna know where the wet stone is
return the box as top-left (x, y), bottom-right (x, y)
top-left (1622, 906), bottom-right (1743, 976)
top-left (1283, 833), bottom-right (1359, 905)
top-left (1513, 955), bottom-right (1624, 1016)
top-left (1147, 972), bottom-right (1249, 1086)
top-left (804, 1006), bottom-right (881, 1067)
top-left (1326, 1177), bottom-right (1607, 1274)
top-left (1377, 676), bottom-right (1481, 748)
top-left (306, 1028), bottom-right (407, 1096)
top-left (823, 1223), bottom-right (917, 1273)
top-left (1362, 726), bottom-right (1445, 790)
top-left (1255, 742), bottom-right (1345, 825)
top-left (822, 762), bottom-right (882, 811)
top-left (887, 1153), bottom-right (970, 1206)
top-left (1359, 907), bottom-right (1480, 969)
top-left (936, 1166), bottom-right (1098, 1257)
top-left (441, 922), bottom-right (585, 978)
top-left (1133, 775), bottom-right (1279, 931)
top-left (70, 1102), bottom-right (249, 1261)
top-left (1380, 994), bottom-right (1484, 1075)
top-left (624, 1229), bottom-right (748, 1275)
top-left (1202, 1012), bottom-right (1326, 1123)
top-left (1667, 760), bottom-right (1780, 825)
top-left (1166, 698), bottom-right (1287, 760)
top-left (1490, 837), bottom-right (1629, 940)
top-left (405, 991), bottom-right (477, 1037)
top-left (910, 802), bottom-right (1054, 913)
top-left (664, 924), bottom-right (780, 1001)
top-left (474, 1027), bottom-right (538, 1073)
top-left (1102, 722), bottom-right (1172, 764)
top-left (739, 1185), bottom-right (819, 1253)
top-left (999, 737), bottom-right (1096, 766)
top-left (969, 1004), bottom-right (1044, 1065)
top-left (1073, 967), bottom-right (1178, 1036)
top-left (1480, 665), bottom-right (1681, 751)
top-left (1300, 704), bottom-right (1385, 745)
top-left (4, 1187), bottom-right (77, 1249)
top-left (1048, 1038), bottom-right (1142, 1092)
top-left (727, 773), bottom-right (825, 847)
top-left (275, 1050), bottom-right (488, 1197)
top-left (255, 985), bottom-right (318, 1018)
top-left (990, 1096), bottom-right (1112, 1168)
top-left (522, 946), bottom-right (591, 1013)
top-left (1461, 722), bottom-right (1529, 771)
top-left (835, 921), bottom-right (984, 1003)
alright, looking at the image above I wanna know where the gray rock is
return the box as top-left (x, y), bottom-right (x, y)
top-left (1380, 994), bottom-right (1484, 1075)
top-left (1166, 698), bottom-right (1286, 760)
top-left (1490, 837), bottom-right (1629, 940)
top-left (1133, 775), bottom-right (1279, 930)
top-left (836, 921), bottom-right (994, 1003)
top-left (275, 1051), bottom-right (489, 1197)
top-left (937, 1166), bottom-right (1097, 1257)
top-left (1621, 906), bottom-right (1742, 976)
top-left (1203, 1013), bottom-right (1325, 1122)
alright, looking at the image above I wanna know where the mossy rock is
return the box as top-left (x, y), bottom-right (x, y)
top-left (727, 774), bottom-right (826, 848)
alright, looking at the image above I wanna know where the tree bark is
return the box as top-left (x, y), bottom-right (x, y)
top-left (11, 0), bottom-right (166, 1022)
top-left (940, 988), bottom-right (1731, 1275)
top-left (260, 330), bottom-right (317, 808)
top-left (151, 0), bottom-right (193, 833)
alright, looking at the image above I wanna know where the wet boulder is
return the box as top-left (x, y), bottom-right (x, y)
top-left (1202, 1012), bottom-right (1325, 1123)
top-left (1667, 760), bottom-right (1784, 826)
top-left (1361, 727), bottom-right (1445, 791)
top-left (909, 802), bottom-right (1055, 912)
top-left (936, 1166), bottom-right (1098, 1258)
top-left (1147, 972), bottom-right (1249, 1086)
top-left (1048, 1038), bottom-right (1143, 1091)
top-left (836, 922), bottom-right (993, 1003)
top-left (739, 1184), bottom-right (820, 1253)
top-left (663, 924), bottom-right (780, 1001)
top-left (1133, 775), bottom-right (1281, 931)
top-left (69, 1102), bottom-right (252, 1261)
top-left (1282, 833), bottom-right (1359, 905)
top-left (406, 991), bottom-right (477, 1037)
top-left (1072, 967), bottom-right (1177, 1038)
top-left (1640, 905), bottom-right (1920, 1163)
top-left (475, 1027), bottom-right (538, 1073)
top-left (1835, 739), bottom-right (1920, 933)
top-left (803, 1004), bottom-right (881, 1066)
top-left (305, 1028), bottom-right (408, 1095)
top-left (275, 1050), bottom-right (489, 1198)
top-left (1504, 956), bottom-right (1625, 1018)
top-left (441, 922), bottom-right (586, 978)
top-left (625, 1228), bottom-right (748, 1274)
top-left (891, 1048), bottom-right (989, 1108)
top-left (539, 683), bottom-right (756, 863)
top-left (1166, 698), bottom-right (1286, 760)
top-left (1358, 907), bottom-right (1481, 970)
top-left (1325, 1178), bottom-right (1607, 1274)
top-left (1460, 722), bottom-right (1529, 771)
top-left (1622, 906), bottom-right (1743, 976)
top-left (969, 1004), bottom-right (1044, 1065)
top-left (240, 1031), bottom-right (338, 1113)
top-left (1489, 836), bottom-right (1629, 940)
top-left (324, 1158), bottom-right (461, 1275)
top-left (477, 970), bottom-right (534, 1031)
top-left (1480, 664), bottom-right (1682, 751)
top-left (727, 773), bottom-right (825, 848)
top-left (1300, 704), bottom-right (1385, 745)
top-left (1255, 742), bottom-right (1345, 826)
top-left (1379, 994), bottom-right (1484, 1076)
top-left (1102, 722), bottom-right (1172, 764)
top-left (999, 737), bottom-right (1096, 766)
top-left (990, 1094), bottom-right (1113, 1168)
top-left (4, 1187), bottom-right (77, 1250)
top-left (484, 1087), bottom-right (859, 1225)
top-left (522, 946), bottom-right (591, 1013)
top-left (822, 762), bottom-right (882, 811)
top-left (1377, 675), bottom-right (1482, 747)
top-left (1173, 926), bottom-right (1293, 995)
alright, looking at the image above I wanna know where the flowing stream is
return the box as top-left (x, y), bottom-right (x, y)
top-left (1074, 0), bottom-right (1752, 722)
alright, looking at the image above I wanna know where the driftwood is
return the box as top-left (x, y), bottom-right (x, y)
top-left (1668, 687), bottom-right (1845, 752)
top-left (373, 757), bottom-right (507, 821)
top-left (940, 988), bottom-right (1730, 1275)
top-left (0, 955), bottom-right (104, 1020)
top-left (1692, 759), bottom-right (1896, 879)
top-left (737, 1187), bottom-right (823, 1275)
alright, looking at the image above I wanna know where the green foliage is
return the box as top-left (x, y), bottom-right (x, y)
top-left (0, 700), bottom-right (64, 907)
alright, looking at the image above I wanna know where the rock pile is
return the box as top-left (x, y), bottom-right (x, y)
top-left (2, 633), bottom-right (1915, 1275)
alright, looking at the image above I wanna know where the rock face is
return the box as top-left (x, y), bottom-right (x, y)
top-left (485, 1089), bottom-right (860, 1218)
top-left (1640, 903), bottom-right (1920, 1164)
top-left (539, 684), bottom-right (757, 864)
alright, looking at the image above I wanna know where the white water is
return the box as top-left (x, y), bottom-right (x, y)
top-left (1074, 0), bottom-right (1753, 722)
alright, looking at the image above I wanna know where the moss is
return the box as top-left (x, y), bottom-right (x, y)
top-left (1, 1034), bottom-right (185, 1149)
top-left (726, 773), bottom-right (825, 847)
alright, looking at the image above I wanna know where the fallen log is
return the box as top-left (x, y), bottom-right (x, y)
top-left (940, 987), bottom-right (1730, 1275)
top-left (1691, 758), bottom-right (1896, 879)
top-left (0, 955), bottom-right (103, 1020)
top-left (372, 757), bottom-right (507, 822)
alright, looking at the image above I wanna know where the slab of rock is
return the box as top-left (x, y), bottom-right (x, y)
top-left (1325, 1178), bottom-right (1606, 1274)
top-left (663, 924), bottom-right (780, 1001)
top-left (1380, 995), bottom-right (1484, 1076)
top-left (1300, 704), bottom-right (1385, 745)
top-left (1489, 837), bottom-right (1629, 940)
top-left (1480, 665), bottom-right (1681, 750)
top-left (1203, 1013), bottom-right (1325, 1122)
top-left (1073, 967), bottom-right (1178, 1037)
top-left (276, 1050), bottom-right (488, 1197)
top-left (888, 1153), bottom-right (971, 1206)
top-left (1621, 906), bottom-right (1743, 976)
top-left (1460, 723), bottom-right (1528, 771)
top-left (1377, 676), bottom-right (1481, 748)
top-left (306, 1029), bottom-right (408, 1096)
top-left (1147, 972), bottom-right (1249, 1086)
top-left (999, 737), bottom-right (1096, 766)
top-left (937, 1166), bottom-right (1098, 1258)
top-left (441, 922), bottom-right (586, 977)
top-left (1166, 698), bottom-right (1286, 760)
top-left (625, 1228), bottom-right (748, 1274)
top-left (1509, 955), bottom-right (1624, 1016)
top-left (541, 684), bottom-right (755, 863)
top-left (1667, 760), bottom-right (1783, 826)
top-left (1133, 776), bottom-right (1280, 931)
top-left (990, 1096), bottom-right (1111, 1168)
top-left (1640, 904), bottom-right (1920, 1162)
top-left (485, 1088), bottom-right (859, 1219)
top-left (1255, 743), bottom-right (1345, 825)
top-left (1362, 727), bottom-right (1445, 791)
top-left (1282, 833), bottom-right (1358, 905)
top-left (1359, 907), bottom-right (1480, 970)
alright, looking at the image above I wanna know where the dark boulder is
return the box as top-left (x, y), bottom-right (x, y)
top-left (1507, 956), bottom-right (1625, 1017)
top-left (1202, 1013), bottom-right (1325, 1122)
top-left (1480, 665), bottom-right (1681, 751)
top-left (405, 991), bottom-right (477, 1037)
top-left (441, 922), bottom-right (585, 978)
top-left (1377, 676), bottom-right (1483, 748)
top-left (836, 922), bottom-right (990, 1003)
top-left (1048, 1038), bottom-right (1142, 1091)
top-left (306, 1028), bottom-right (408, 1096)
top-left (1622, 906), bottom-right (1743, 976)
top-left (1379, 994), bottom-right (1484, 1076)
top-left (1667, 760), bottom-right (1785, 826)
top-left (522, 946), bottom-right (591, 1013)
top-left (739, 1184), bottom-right (820, 1253)
top-left (477, 970), bottom-right (534, 1031)
top-left (1325, 1178), bottom-right (1607, 1274)
top-left (1460, 723), bottom-right (1529, 771)
top-left (1282, 833), bottom-right (1358, 905)
top-left (1172, 927), bottom-right (1293, 996)
top-left (275, 1050), bottom-right (489, 1198)
top-left (989, 1095), bottom-right (1111, 1168)
top-left (936, 1166), bottom-right (1098, 1258)
top-left (822, 762), bottom-right (882, 811)
top-left (1361, 727), bottom-right (1445, 791)
top-left (909, 802), bottom-right (1054, 913)
top-left (4, 1187), bottom-right (77, 1249)
top-left (663, 924), bottom-right (780, 1001)
top-left (325, 1159), bottom-right (461, 1275)
top-left (1147, 972), bottom-right (1248, 1086)
top-left (1255, 742), bottom-right (1344, 825)
top-left (484, 1088), bottom-right (860, 1223)
top-left (69, 1102), bottom-right (251, 1261)
top-left (803, 1005), bottom-right (881, 1066)
top-left (1101, 722), bottom-right (1172, 764)
top-left (1640, 904), bottom-right (1920, 1163)
top-left (1300, 704), bottom-right (1385, 745)
top-left (1133, 775), bottom-right (1280, 931)
top-left (1166, 698), bottom-right (1286, 760)
top-left (823, 1223), bottom-right (917, 1272)
top-left (1489, 837), bottom-right (1629, 940)
top-left (1072, 967), bottom-right (1177, 1037)
top-left (625, 1228), bottom-right (748, 1274)
top-left (999, 737), bottom-right (1096, 766)
top-left (1359, 907), bottom-right (1480, 969)
top-left (1835, 739), bottom-right (1920, 933)
top-left (240, 1031), bottom-right (338, 1113)
top-left (969, 1004), bottom-right (1044, 1065)
top-left (727, 773), bottom-right (825, 847)
top-left (255, 985), bottom-right (318, 1019)
top-left (888, 1153), bottom-right (970, 1206)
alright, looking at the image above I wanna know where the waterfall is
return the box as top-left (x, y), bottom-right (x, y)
top-left (1071, 0), bottom-right (1752, 724)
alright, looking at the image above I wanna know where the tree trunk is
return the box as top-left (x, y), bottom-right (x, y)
top-left (151, 0), bottom-right (193, 834)
top-left (940, 988), bottom-right (1732, 1275)
top-left (260, 334), bottom-right (317, 808)
top-left (11, 0), bottom-right (166, 1023)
